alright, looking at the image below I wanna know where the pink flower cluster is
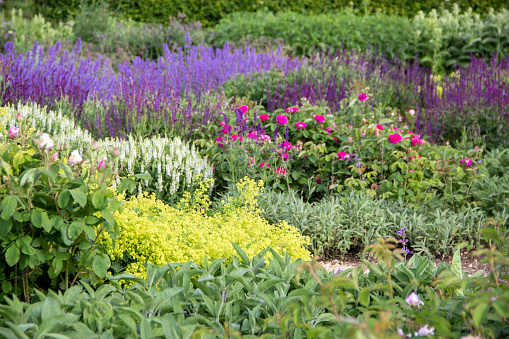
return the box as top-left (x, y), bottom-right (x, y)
top-left (259, 162), bottom-right (270, 169)
top-left (275, 167), bottom-right (286, 176)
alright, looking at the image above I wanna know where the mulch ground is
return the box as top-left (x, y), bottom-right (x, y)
top-left (318, 251), bottom-right (491, 276)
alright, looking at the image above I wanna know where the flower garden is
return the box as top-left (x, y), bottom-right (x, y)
top-left (0, 1), bottom-right (509, 337)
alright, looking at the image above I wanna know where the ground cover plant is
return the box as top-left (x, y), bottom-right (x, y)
top-left (1, 3), bottom-right (509, 337)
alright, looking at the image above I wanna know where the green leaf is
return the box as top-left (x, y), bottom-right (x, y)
top-left (68, 220), bottom-right (84, 240)
top-left (0, 218), bottom-right (12, 238)
top-left (2, 281), bottom-right (12, 294)
top-left (100, 208), bottom-right (115, 226)
top-left (358, 287), bottom-right (371, 307)
top-left (133, 173), bottom-right (151, 181)
top-left (1, 196), bottom-right (17, 220)
top-left (92, 191), bottom-right (104, 209)
top-left (231, 243), bottom-right (250, 265)
top-left (140, 318), bottom-right (153, 339)
top-left (5, 245), bottom-right (20, 266)
top-left (473, 303), bottom-right (489, 328)
top-left (92, 253), bottom-right (110, 278)
top-left (70, 189), bottom-right (87, 208)
top-left (57, 190), bottom-right (70, 209)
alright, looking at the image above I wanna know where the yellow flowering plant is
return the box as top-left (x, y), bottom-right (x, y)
top-left (101, 178), bottom-right (311, 277)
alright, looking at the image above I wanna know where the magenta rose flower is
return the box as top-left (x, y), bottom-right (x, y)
top-left (296, 122), bottom-right (307, 130)
top-left (359, 93), bottom-right (369, 101)
top-left (376, 124), bottom-right (383, 130)
top-left (260, 114), bottom-right (269, 122)
top-left (314, 115), bottom-right (325, 123)
top-left (238, 105), bottom-right (248, 114)
top-left (8, 126), bottom-right (20, 138)
top-left (276, 115), bottom-right (288, 125)
top-left (388, 133), bottom-right (403, 144)
top-left (460, 158), bottom-right (473, 167)
top-left (411, 137), bottom-right (423, 146)
top-left (337, 152), bottom-right (350, 160)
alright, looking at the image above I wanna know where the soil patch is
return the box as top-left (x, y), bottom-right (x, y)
top-left (318, 251), bottom-right (490, 276)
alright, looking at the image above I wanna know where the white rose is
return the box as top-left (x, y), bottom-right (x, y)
top-left (68, 150), bottom-right (83, 166)
top-left (39, 133), bottom-right (54, 149)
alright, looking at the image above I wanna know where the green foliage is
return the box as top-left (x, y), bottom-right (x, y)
top-left (0, 113), bottom-right (140, 302)
top-left (31, 0), bottom-right (509, 26)
top-left (72, 0), bottom-right (109, 42)
top-left (257, 189), bottom-right (495, 258)
top-left (1, 226), bottom-right (508, 337)
top-left (0, 9), bottom-right (74, 53)
top-left (213, 6), bottom-right (509, 72)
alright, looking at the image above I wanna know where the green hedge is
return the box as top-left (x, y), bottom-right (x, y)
top-left (32, 0), bottom-right (509, 26)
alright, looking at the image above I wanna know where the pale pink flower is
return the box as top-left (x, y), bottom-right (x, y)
top-left (113, 148), bottom-right (118, 157)
top-left (409, 109), bottom-right (415, 116)
top-left (68, 150), bottom-right (83, 166)
top-left (405, 292), bottom-right (424, 307)
top-left (415, 325), bottom-right (434, 336)
top-left (260, 135), bottom-right (271, 142)
top-left (17, 112), bottom-right (24, 121)
top-left (38, 133), bottom-right (54, 149)
top-left (285, 107), bottom-right (300, 113)
top-left (52, 152), bottom-right (58, 161)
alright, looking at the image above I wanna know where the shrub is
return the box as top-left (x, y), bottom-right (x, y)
top-left (0, 112), bottom-right (137, 301)
top-left (1, 103), bottom-right (213, 205)
top-left (101, 178), bottom-right (311, 277)
top-left (32, 0), bottom-right (509, 26)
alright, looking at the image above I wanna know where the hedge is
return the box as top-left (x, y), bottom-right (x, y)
top-left (32, 0), bottom-right (509, 26)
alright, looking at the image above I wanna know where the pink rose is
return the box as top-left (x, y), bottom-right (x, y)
top-left (296, 122), bottom-right (307, 130)
top-left (247, 132), bottom-right (258, 139)
top-left (460, 158), bottom-right (473, 167)
top-left (282, 152), bottom-right (289, 161)
top-left (259, 162), bottom-right (266, 168)
top-left (260, 114), bottom-right (269, 122)
top-left (276, 115), bottom-right (288, 125)
top-left (52, 152), bottom-right (58, 161)
top-left (337, 152), bottom-right (350, 160)
top-left (231, 134), bottom-right (238, 141)
top-left (220, 121), bottom-right (225, 126)
top-left (281, 141), bottom-right (292, 150)
top-left (388, 133), bottom-right (403, 144)
top-left (359, 93), bottom-right (369, 101)
top-left (8, 126), bottom-right (20, 138)
top-left (314, 115), bottom-right (325, 123)
top-left (216, 136), bottom-right (223, 142)
top-left (411, 137), bottom-right (423, 146)
top-left (376, 124), bottom-right (383, 130)
top-left (238, 105), bottom-right (248, 114)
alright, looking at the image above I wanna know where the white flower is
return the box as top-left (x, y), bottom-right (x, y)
top-left (39, 133), bottom-right (54, 149)
top-left (409, 109), bottom-right (416, 116)
top-left (405, 292), bottom-right (424, 307)
top-left (398, 329), bottom-right (405, 337)
top-left (415, 325), bottom-right (434, 337)
top-left (68, 150), bottom-right (83, 166)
